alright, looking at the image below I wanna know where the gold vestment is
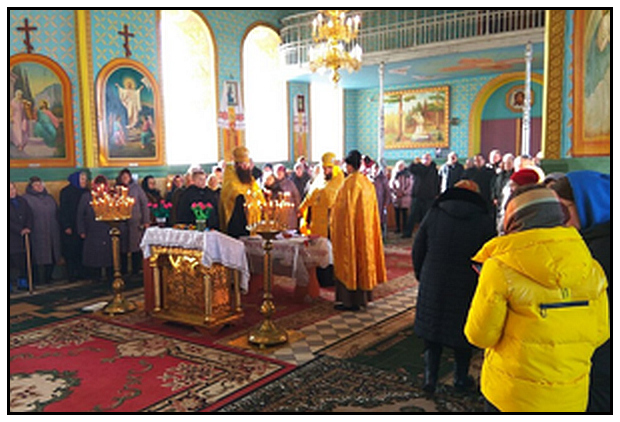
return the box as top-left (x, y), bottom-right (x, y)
top-left (298, 168), bottom-right (344, 238)
top-left (219, 164), bottom-right (265, 232)
top-left (330, 171), bottom-right (387, 291)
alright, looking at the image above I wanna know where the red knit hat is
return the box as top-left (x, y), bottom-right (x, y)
top-left (510, 168), bottom-right (541, 186)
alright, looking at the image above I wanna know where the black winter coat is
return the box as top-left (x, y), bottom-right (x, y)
top-left (59, 183), bottom-right (88, 258)
top-left (10, 196), bottom-right (34, 254)
top-left (412, 188), bottom-right (495, 349)
top-left (409, 162), bottom-right (439, 200)
top-left (176, 185), bottom-right (220, 229)
top-left (582, 221), bottom-right (610, 412)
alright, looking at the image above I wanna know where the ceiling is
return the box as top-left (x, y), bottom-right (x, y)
top-left (286, 42), bottom-right (545, 90)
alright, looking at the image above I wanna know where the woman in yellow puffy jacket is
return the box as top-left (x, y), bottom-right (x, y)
top-left (464, 185), bottom-right (609, 412)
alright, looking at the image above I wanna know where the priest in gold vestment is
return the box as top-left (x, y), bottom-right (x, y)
top-left (297, 152), bottom-right (344, 238)
top-left (220, 146), bottom-right (265, 238)
top-left (330, 150), bottom-right (387, 310)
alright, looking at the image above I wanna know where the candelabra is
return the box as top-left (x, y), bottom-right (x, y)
top-left (309, 10), bottom-right (363, 85)
top-left (245, 191), bottom-right (294, 348)
top-left (91, 184), bottom-right (136, 315)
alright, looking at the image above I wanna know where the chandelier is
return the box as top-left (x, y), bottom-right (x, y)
top-left (308, 10), bottom-right (362, 85)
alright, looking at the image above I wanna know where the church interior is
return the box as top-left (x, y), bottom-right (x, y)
top-left (9, 9), bottom-right (610, 413)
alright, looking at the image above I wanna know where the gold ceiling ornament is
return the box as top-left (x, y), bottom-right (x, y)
top-left (309, 10), bottom-right (362, 85)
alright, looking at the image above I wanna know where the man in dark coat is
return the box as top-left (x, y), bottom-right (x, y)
top-left (23, 176), bottom-right (62, 285)
top-left (76, 175), bottom-right (113, 282)
top-left (59, 171), bottom-right (89, 282)
top-left (550, 171), bottom-right (610, 413)
top-left (412, 180), bottom-right (495, 393)
top-left (438, 151), bottom-right (464, 193)
top-left (10, 181), bottom-right (33, 290)
top-left (401, 153), bottom-right (439, 238)
top-left (462, 153), bottom-right (495, 210)
top-left (177, 170), bottom-right (219, 229)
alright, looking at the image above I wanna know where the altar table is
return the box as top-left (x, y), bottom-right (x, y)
top-left (140, 228), bottom-right (249, 328)
top-left (240, 235), bottom-right (333, 301)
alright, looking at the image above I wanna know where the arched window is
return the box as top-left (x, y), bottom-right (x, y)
top-left (243, 25), bottom-right (287, 163)
top-left (161, 10), bottom-right (218, 165)
top-left (310, 81), bottom-right (344, 161)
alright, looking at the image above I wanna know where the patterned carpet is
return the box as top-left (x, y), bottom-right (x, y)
top-left (9, 231), bottom-right (484, 413)
top-left (10, 317), bottom-right (293, 412)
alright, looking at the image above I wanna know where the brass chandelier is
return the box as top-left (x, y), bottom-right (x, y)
top-left (309, 10), bottom-right (362, 85)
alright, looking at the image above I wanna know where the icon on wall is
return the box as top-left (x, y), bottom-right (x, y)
top-left (10, 53), bottom-right (76, 168)
top-left (506, 85), bottom-right (535, 113)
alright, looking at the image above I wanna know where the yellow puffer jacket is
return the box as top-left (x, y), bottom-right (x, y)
top-left (464, 226), bottom-right (609, 412)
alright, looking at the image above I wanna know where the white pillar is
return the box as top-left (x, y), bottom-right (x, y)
top-left (378, 62), bottom-right (385, 164)
top-left (521, 41), bottom-right (532, 157)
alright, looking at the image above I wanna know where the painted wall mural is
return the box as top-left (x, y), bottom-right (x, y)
top-left (383, 86), bottom-right (449, 150)
top-left (572, 9), bottom-right (610, 156)
top-left (96, 58), bottom-right (163, 167)
top-left (9, 54), bottom-right (75, 168)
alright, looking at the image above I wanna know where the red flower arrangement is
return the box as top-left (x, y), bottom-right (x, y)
top-left (191, 202), bottom-right (213, 221)
top-left (147, 200), bottom-right (173, 219)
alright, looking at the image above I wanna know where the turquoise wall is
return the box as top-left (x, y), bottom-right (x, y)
top-left (345, 74), bottom-right (498, 163)
top-left (482, 80), bottom-right (543, 120)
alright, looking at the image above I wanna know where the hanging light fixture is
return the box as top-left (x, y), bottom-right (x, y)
top-left (309, 10), bottom-right (362, 85)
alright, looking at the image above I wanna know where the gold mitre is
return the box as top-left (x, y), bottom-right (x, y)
top-left (321, 152), bottom-right (336, 168)
top-left (232, 146), bottom-right (250, 163)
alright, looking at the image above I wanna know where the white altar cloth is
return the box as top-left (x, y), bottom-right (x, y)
top-left (240, 235), bottom-right (333, 287)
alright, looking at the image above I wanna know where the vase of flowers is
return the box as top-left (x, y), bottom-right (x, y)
top-left (147, 200), bottom-right (173, 227)
top-left (192, 202), bottom-right (213, 231)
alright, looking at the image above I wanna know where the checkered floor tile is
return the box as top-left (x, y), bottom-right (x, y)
top-left (268, 286), bottom-right (417, 365)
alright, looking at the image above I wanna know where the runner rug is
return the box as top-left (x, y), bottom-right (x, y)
top-left (9, 316), bottom-right (293, 412)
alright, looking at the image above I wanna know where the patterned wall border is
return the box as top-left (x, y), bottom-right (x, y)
top-left (542, 10), bottom-right (566, 160)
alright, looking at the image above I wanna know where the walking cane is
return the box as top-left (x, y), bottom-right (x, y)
top-left (24, 232), bottom-right (34, 294)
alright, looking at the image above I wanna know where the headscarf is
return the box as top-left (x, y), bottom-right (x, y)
top-left (504, 185), bottom-right (566, 234)
top-left (565, 170), bottom-right (610, 230)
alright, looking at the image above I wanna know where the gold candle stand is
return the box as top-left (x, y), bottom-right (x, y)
top-left (247, 228), bottom-right (288, 348)
top-left (102, 220), bottom-right (136, 315)
top-left (90, 184), bottom-right (136, 315)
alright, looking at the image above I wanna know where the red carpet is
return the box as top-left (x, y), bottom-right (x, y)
top-left (10, 317), bottom-right (293, 412)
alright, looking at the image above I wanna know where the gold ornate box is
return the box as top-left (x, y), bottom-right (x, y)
top-left (146, 245), bottom-right (243, 329)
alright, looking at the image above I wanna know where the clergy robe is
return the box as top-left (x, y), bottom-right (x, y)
top-left (219, 164), bottom-right (265, 238)
top-left (330, 171), bottom-right (387, 307)
top-left (297, 168), bottom-right (344, 238)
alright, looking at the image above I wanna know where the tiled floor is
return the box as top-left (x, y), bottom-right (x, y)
top-left (264, 286), bottom-right (417, 366)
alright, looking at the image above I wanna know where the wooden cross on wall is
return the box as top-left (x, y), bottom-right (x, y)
top-left (118, 24), bottom-right (134, 58)
top-left (17, 18), bottom-right (38, 54)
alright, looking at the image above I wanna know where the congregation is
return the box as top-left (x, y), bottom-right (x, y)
top-left (9, 146), bottom-right (610, 413)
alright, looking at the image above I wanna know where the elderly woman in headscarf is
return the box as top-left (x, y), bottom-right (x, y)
top-left (59, 171), bottom-right (89, 282)
top-left (76, 175), bottom-right (113, 282)
top-left (10, 181), bottom-right (33, 291)
top-left (23, 176), bottom-right (62, 285)
top-left (464, 184), bottom-right (609, 412)
top-left (550, 170), bottom-right (611, 413)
